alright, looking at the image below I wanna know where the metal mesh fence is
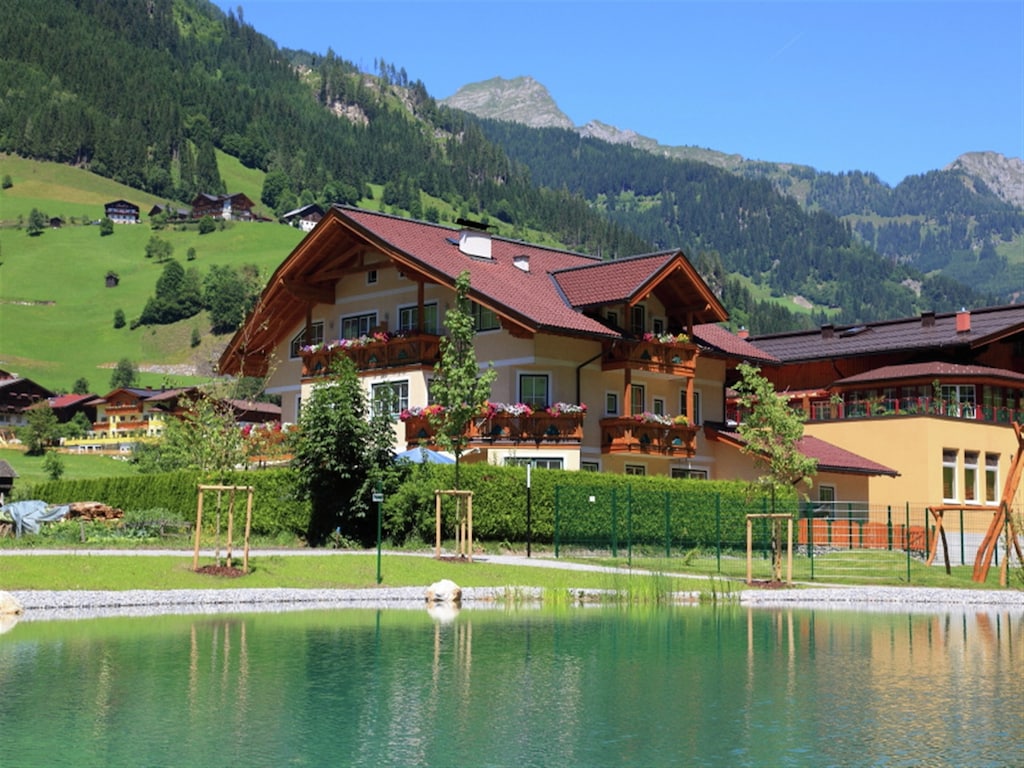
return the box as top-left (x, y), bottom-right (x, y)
top-left (553, 487), bottom-right (1022, 585)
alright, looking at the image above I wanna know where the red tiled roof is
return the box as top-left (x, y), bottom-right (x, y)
top-left (705, 426), bottom-right (899, 476)
top-left (692, 323), bottom-right (779, 364)
top-left (49, 394), bottom-right (94, 409)
top-left (221, 206), bottom-right (728, 375)
top-left (748, 305), bottom-right (1024, 362)
top-left (834, 361), bottom-right (1024, 387)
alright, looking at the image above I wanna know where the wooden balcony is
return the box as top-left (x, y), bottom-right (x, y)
top-left (301, 334), bottom-right (441, 377)
top-left (600, 417), bottom-right (698, 457)
top-left (602, 339), bottom-right (699, 376)
top-left (404, 413), bottom-right (584, 449)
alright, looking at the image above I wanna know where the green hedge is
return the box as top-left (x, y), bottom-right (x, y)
top-left (382, 463), bottom-right (797, 548)
top-left (23, 469), bottom-right (309, 538)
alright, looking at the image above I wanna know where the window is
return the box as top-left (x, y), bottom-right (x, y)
top-left (371, 380), bottom-right (409, 418)
top-left (680, 390), bottom-right (702, 425)
top-left (630, 305), bottom-right (645, 336)
top-left (341, 311), bottom-right (377, 339)
top-left (964, 451), bottom-right (979, 502)
top-left (519, 374), bottom-right (549, 409)
top-left (941, 384), bottom-right (976, 418)
top-left (398, 303), bottom-right (438, 334)
top-left (504, 457), bottom-right (564, 470)
top-left (581, 461), bottom-right (600, 472)
top-left (985, 453), bottom-right (1000, 503)
top-left (290, 322), bottom-right (324, 358)
top-left (671, 467), bottom-right (708, 479)
top-left (605, 392), bottom-right (619, 416)
top-left (606, 311), bottom-right (619, 329)
top-left (652, 398), bottom-right (665, 416)
top-left (652, 317), bottom-right (665, 335)
top-left (816, 485), bottom-right (836, 517)
top-left (367, 269), bottom-right (378, 285)
top-left (624, 464), bottom-right (646, 476)
top-left (942, 449), bottom-right (958, 502)
top-left (630, 384), bottom-right (645, 416)
top-left (472, 302), bottom-right (500, 331)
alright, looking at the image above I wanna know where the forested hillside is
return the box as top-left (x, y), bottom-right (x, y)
top-left (473, 120), bottom-right (988, 327)
top-left (0, 0), bottom-right (1013, 338)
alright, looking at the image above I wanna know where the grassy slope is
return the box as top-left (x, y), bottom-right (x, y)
top-left (0, 154), bottom-right (303, 391)
top-left (0, 446), bottom-right (140, 485)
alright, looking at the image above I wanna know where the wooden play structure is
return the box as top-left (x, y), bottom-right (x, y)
top-left (746, 513), bottom-right (793, 585)
top-left (434, 489), bottom-right (474, 561)
top-left (925, 423), bottom-right (1023, 585)
top-left (192, 484), bottom-right (254, 573)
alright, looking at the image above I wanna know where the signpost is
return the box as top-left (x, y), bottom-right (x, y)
top-left (372, 482), bottom-right (384, 584)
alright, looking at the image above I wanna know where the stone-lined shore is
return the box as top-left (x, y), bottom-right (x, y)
top-left (9, 584), bottom-right (1023, 623)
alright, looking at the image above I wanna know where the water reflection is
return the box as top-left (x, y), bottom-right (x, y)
top-left (0, 605), bottom-right (1020, 767)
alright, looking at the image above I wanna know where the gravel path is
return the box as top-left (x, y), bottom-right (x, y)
top-left (3, 550), bottom-right (1022, 621)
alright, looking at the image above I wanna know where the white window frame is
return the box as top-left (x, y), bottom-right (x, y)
top-left (504, 457), bottom-right (564, 470)
top-left (398, 302), bottom-right (439, 334)
top-left (341, 311), bottom-right (377, 339)
top-left (518, 373), bottom-right (550, 409)
top-left (290, 321), bottom-right (324, 358)
top-left (985, 453), bottom-right (1000, 504)
top-left (581, 461), bottom-right (600, 472)
top-left (671, 467), bottom-right (708, 480)
top-left (605, 392), bottom-right (619, 417)
top-left (372, 380), bottom-right (409, 419)
top-left (963, 451), bottom-right (979, 503)
top-left (624, 464), bottom-right (646, 476)
top-left (366, 269), bottom-right (378, 285)
top-left (942, 448), bottom-right (959, 502)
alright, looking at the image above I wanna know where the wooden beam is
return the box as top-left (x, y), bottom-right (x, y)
top-left (280, 278), bottom-right (335, 304)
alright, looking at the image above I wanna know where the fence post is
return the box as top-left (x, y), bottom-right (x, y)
top-left (611, 486), bottom-right (621, 558)
top-left (626, 489), bottom-right (633, 566)
top-left (886, 506), bottom-right (893, 551)
top-left (905, 502), bottom-right (912, 583)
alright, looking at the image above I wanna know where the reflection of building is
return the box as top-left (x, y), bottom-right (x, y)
top-left (742, 306), bottom-right (1024, 514)
top-left (219, 206), bottom-right (890, 489)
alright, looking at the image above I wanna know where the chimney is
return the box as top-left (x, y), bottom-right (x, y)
top-left (513, 254), bottom-right (530, 272)
top-left (921, 311), bottom-right (935, 328)
top-left (821, 324), bottom-right (834, 340)
top-left (737, 326), bottom-right (749, 339)
top-left (956, 307), bottom-right (971, 334)
top-left (458, 229), bottom-right (492, 260)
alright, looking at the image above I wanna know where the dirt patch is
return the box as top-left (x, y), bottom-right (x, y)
top-left (747, 580), bottom-right (790, 589)
top-left (194, 564), bottom-right (247, 578)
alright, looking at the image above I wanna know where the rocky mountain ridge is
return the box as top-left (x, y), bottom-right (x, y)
top-left (442, 76), bottom-right (1023, 207)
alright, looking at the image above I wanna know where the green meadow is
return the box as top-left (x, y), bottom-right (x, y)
top-left (0, 153), bottom-right (303, 392)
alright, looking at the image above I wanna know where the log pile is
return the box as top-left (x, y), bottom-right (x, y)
top-left (66, 501), bottom-right (123, 521)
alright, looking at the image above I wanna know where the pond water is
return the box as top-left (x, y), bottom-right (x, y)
top-left (1, 604), bottom-right (1020, 767)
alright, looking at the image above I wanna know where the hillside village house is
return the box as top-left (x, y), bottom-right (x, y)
top-left (190, 192), bottom-right (256, 221)
top-left (103, 199), bottom-right (140, 224)
top-left (0, 370), bottom-right (53, 438)
top-left (219, 206), bottom-right (894, 502)
top-left (741, 305), bottom-right (1024, 520)
top-left (282, 203), bottom-right (325, 232)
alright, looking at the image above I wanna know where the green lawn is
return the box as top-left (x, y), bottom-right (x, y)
top-left (0, 155), bottom-right (304, 391)
top-left (0, 447), bottom-right (141, 486)
top-left (0, 551), bottom-right (722, 597)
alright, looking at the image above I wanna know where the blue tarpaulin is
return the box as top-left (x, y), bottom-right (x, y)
top-left (1, 500), bottom-right (70, 536)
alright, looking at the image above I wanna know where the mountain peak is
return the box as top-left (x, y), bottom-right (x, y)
top-left (442, 76), bottom-right (574, 130)
top-left (946, 152), bottom-right (1024, 208)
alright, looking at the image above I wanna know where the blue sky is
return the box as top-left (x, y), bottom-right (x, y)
top-left (213, 1), bottom-right (1023, 186)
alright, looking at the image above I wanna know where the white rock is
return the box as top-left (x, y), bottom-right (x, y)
top-left (0, 591), bottom-right (23, 616)
top-left (425, 579), bottom-right (462, 605)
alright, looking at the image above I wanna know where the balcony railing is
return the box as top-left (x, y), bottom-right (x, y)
top-left (602, 338), bottom-right (699, 376)
top-left (732, 397), bottom-right (1023, 426)
top-left (301, 333), bottom-right (441, 377)
top-left (403, 412), bottom-right (584, 448)
top-left (599, 417), bottom-right (698, 457)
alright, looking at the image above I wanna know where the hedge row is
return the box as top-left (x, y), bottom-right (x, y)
top-left (24, 469), bottom-right (309, 538)
top-left (23, 463), bottom-right (795, 547)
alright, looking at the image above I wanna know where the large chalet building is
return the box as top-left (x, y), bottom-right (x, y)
top-left (219, 206), bottom-right (894, 503)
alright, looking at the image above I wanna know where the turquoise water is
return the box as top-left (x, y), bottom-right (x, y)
top-left (0, 605), bottom-right (1020, 767)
